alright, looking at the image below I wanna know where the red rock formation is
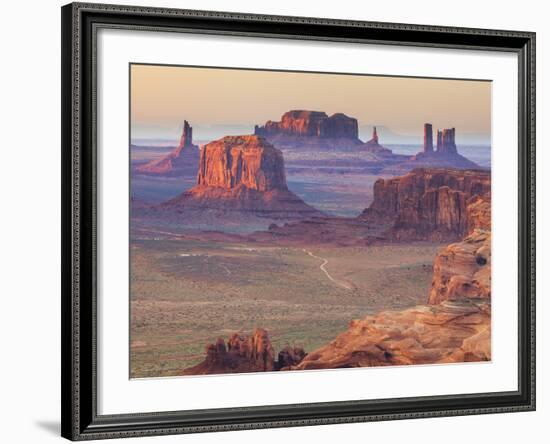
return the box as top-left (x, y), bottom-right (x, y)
top-left (437, 127), bottom-right (457, 155)
top-left (277, 346), bottom-right (307, 370)
top-left (361, 168), bottom-right (491, 240)
top-left (164, 135), bottom-right (321, 220)
top-left (423, 123), bottom-right (434, 153)
top-left (136, 120), bottom-right (199, 176)
top-left (428, 229), bottom-right (491, 305)
top-left (255, 110), bottom-right (359, 139)
top-left (196, 135), bottom-right (287, 191)
top-left (384, 125), bottom-right (480, 174)
top-left (466, 194), bottom-right (491, 232)
top-left (363, 126), bottom-right (392, 154)
top-left (181, 329), bottom-right (307, 375)
top-left (293, 298), bottom-right (490, 370)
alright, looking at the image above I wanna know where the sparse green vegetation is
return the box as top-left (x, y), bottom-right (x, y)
top-left (130, 238), bottom-right (444, 378)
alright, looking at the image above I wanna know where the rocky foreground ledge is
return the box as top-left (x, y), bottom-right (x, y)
top-left (182, 298), bottom-right (490, 376)
top-left (294, 298), bottom-right (490, 370)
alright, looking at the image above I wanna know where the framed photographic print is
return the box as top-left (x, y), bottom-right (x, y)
top-left (61, 2), bottom-right (536, 440)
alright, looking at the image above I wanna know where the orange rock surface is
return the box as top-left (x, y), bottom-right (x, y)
top-left (428, 229), bottom-right (491, 305)
top-left (294, 298), bottom-right (490, 370)
top-left (182, 329), bottom-right (308, 375)
top-left (362, 168), bottom-right (491, 240)
top-left (165, 135), bottom-right (321, 220)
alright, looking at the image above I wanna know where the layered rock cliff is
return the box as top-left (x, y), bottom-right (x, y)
top-left (135, 120), bottom-right (199, 176)
top-left (164, 135), bottom-right (321, 220)
top-left (428, 229), bottom-right (491, 305)
top-left (196, 135), bottom-right (287, 191)
top-left (255, 110), bottom-right (359, 139)
top-left (182, 329), bottom-right (306, 375)
top-left (361, 168), bottom-right (491, 240)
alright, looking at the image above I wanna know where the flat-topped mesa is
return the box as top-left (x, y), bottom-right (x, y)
top-left (255, 110), bottom-right (359, 139)
top-left (436, 127), bottom-right (457, 155)
top-left (361, 168), bottom-right (491, 240)
top-left (135, 120), bottom-right (199, 176)
top-left (196, 135), bottom-right (287, 192)
top-left (164, 135), bottom-right (322, 220)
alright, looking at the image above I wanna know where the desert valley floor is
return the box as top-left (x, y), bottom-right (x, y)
top-left (130, 238), bottom-right (443, 378)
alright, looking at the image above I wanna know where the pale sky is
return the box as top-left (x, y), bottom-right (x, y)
top-left (130, 64), bottom-right (491, 142)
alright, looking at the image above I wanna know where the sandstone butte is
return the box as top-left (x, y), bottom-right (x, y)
top-left (383, 123), bottom-right (481, 174)
top-left (361, 167), bottom-right (491, 240)
top-left (163, 135), bottom-right (321, 219)
top-left (136, 120), bottom-right (199, 176)
top-left (254, 110), bottom-right (395, 155)
top-left (255, 110), bottom-right (360, 139)
top-left (254, 167), bottom-right (491, 245)
top-left (182, 171), bottom-right (492, 375)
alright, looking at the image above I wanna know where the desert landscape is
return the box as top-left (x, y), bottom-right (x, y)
top-left (130, 65), bottom-right (491, 378)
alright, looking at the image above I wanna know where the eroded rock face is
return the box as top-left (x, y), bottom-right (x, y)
top-left (385, 125), bottom-right (479, 174)
top-left (362, 168), bottom-right (491, 240)
top-left (466, 194), bottom-right (491, 232)
top-left (182, 329), bottom-right (307, 375)
top-left (136, 120), bottom-right (199, 176)
top-left (423, 123), bottom-right (434, 153)
top-left (436, 127), bottom-right (457, 155)
top-left (164, 135), bottom-right (321, 220)
top-left (294, 298), bottom-right (491, 370)
top-left (197, 135), bottom-right (287, 192)
top-left (255, 110), bottom-right (359, 139)
top-left (428, 229), bottom-right (491, 305)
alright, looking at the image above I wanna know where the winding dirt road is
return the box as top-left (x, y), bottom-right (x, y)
top-left (302, 249), bottom-right (354, 291)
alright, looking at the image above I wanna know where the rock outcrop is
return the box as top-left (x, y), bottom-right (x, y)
top-left (254, 110), bottom-right (396, 155)
top-left (436, 127), bottom-right (458, 155)
top-left (293, 298), bottom-right (490, 370)
top-left (255, 110), bottom-right (359, 139)
top-left (182, 329), bottom-right (306, 375)
top-left (428, 229), bottom-right (491, 305)
top-left (423, 123), bottom-right (434, 153)
top-left (135, 120), bottom-right (199, 176)
top-left (361, 168), bottom-right (491, 240)
top-left (164, 135), bottom-right (321, 220)
top-left (196, 135), bottom-right (287, 191)
top-left (384, 124), bottom-right (482, 173)
top-left (363, 126), bottom-right (392, 154)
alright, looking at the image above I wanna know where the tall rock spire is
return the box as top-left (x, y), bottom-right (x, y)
top-left (436, 127), bottom-right (457, 155)
top-left (176, 120), bottom-right (194, 154)
top-left (371, 126), bottom-right (379, 144)
top-left (423, 123), bottom-right (433, 153)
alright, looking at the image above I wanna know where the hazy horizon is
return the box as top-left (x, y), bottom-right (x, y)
top-left (131, 64), bottom-right (492, 144)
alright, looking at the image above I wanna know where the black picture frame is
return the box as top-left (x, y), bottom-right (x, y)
top-left (61, 2), bottom-right (536, 440)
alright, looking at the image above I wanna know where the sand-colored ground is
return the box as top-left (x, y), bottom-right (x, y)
top-left (130, 238), bottom-right (444, 378)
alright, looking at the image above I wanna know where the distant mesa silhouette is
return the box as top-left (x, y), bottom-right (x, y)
top-left (363, 126), bottom-right (393, 154)
top-left (254, 110), bottom-right (359, 139)
top-left (382, 123), bottom-right (482, 174)
top-left (136, 120), bottom-right (199, 176)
